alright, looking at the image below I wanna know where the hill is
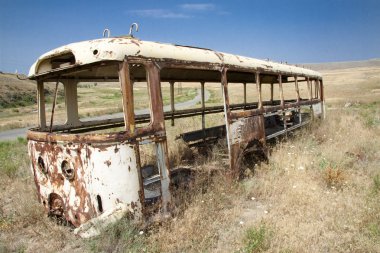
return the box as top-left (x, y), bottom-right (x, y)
top-left (0, 72), bottom-right (37, 108)
top-left (305, 58), bottom-right (380, 71)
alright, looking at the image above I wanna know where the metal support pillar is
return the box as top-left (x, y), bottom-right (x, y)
top-left (170, 81), bottom-right (175, 126)
top-left (243, 82), bottom-right (247, 109)
top-left (37, 80), bottom-right (46, 130)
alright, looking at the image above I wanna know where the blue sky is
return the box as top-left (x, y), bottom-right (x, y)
top-left (1, 0), bottom-right (379, 74)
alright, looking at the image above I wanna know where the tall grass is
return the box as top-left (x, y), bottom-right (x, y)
top-left (0, 103), bottom-right (379, 252)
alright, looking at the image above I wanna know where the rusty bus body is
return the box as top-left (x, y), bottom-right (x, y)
top-left (27, 36), bottom-right (324, 230)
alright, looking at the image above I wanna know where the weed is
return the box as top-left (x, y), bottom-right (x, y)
top-left (240, 225), bottom-right (269, 253)
top-left (0, 212), bottom-right (13, 231)
top-left (372, 174), bottom-right (380, 194)
top-left (318, 157), bottom-right (330, 170)
top-left (323, 166), bottom-right (345, 189)
top-left (89, 218), bottom-right (150, 253)
top-left (318, 157), bottom-right (346, 189)
top-left (367, 223), bottom-right (380, 238)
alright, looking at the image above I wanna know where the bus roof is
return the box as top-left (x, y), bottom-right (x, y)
top-left (28, 37), bottom-right (322, 79)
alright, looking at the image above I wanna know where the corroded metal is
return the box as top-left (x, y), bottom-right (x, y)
top-left (37, 80), bottom-right (46, 129)
top-left (119, 59), bottom-right (135, 133)
top-left (223, 70), bottom-right (267, 179)
top-left (28, 140), bottom-right (142, 227)
top-left (170, 81), bottom-right (175, 126)
top-left (49, 79), bottom-right (60, 133)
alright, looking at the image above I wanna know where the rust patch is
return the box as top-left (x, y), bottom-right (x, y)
top-left (104, 160), bottom-right (111, 167)
top-left (131, 40), bottom-right (141, 47)
top-left (235, 55), bottom-right (243, 63)
top-left (214, 52), bottom-right (224, 62)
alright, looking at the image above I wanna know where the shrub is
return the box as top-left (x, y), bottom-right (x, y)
top-left (323, 166), bottom-right (345, 189)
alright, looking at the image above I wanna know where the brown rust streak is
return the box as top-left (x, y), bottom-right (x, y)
top-left (134, 143), bottom-right (145, 215)
top-left (27, 127), bottom-right (159, 144)
top-left (28, 142), bottom-right (42, 203)
top-left (119, 59), bottom-right (135, 133)
top-left (221, 67), bottom-right (231, 124)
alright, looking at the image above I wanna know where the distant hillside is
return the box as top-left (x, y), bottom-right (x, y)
top-left (0, 72), bottom-right (37, 108)
top-left (305, 58), bottom-right (380, 71)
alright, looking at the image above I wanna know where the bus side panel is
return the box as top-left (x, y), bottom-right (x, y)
top-left (28, 140), bottom-right (142, 227)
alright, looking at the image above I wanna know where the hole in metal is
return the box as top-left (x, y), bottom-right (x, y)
top-left (37, 156), bottom-right (47, 174)
top-left (96, 195), bottom-right (103, 213)
top-left (61, 160), bottom-right (74, 181)
top-left (93, 49), bottom-right (98, 55)
top-left (48, 193), bottom-right (64, 218)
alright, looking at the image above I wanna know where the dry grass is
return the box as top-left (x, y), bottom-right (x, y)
top-left (138, 106), bottom-right (378, 253)
top-left (3, 107), bottom-right (378, 252)
top-left (240, 108), bottom-right (379, 252)
top-left (0, 138), bottom-right (84, 253)
top-left (0, 64), bottom-right (379, 252)
top-left (322, 66), bottom-right (380, 104)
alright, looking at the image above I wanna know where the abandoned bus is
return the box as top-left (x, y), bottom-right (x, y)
top-left (27, 31), bottom-right (324, 232)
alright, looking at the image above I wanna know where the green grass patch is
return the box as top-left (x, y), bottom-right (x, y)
top-left (372, 174), bottom-right (380, 194)
top-left (206, 89), bottom-right (223, 105)
top-left (99, 91), bottom-right (122, 100)
top-left (161, 88), bottom-right (198, 105)
top-left (0, 137), bottom-right (29, 178)
top-left (367, 223), bottom-right (380, 238)
top-left (89, 218), bottom-right (152, 253)
top-left (240, 225), bottom-right (270, 253)
top-left (353, 101), bottom-right (380, 128)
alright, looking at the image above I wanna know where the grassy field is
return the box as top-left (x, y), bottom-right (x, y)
top-left (0, 62), bottom-right (379, 252)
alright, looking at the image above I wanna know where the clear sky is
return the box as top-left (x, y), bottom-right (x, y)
top-left (1, 0), bottom-right (379, 74)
